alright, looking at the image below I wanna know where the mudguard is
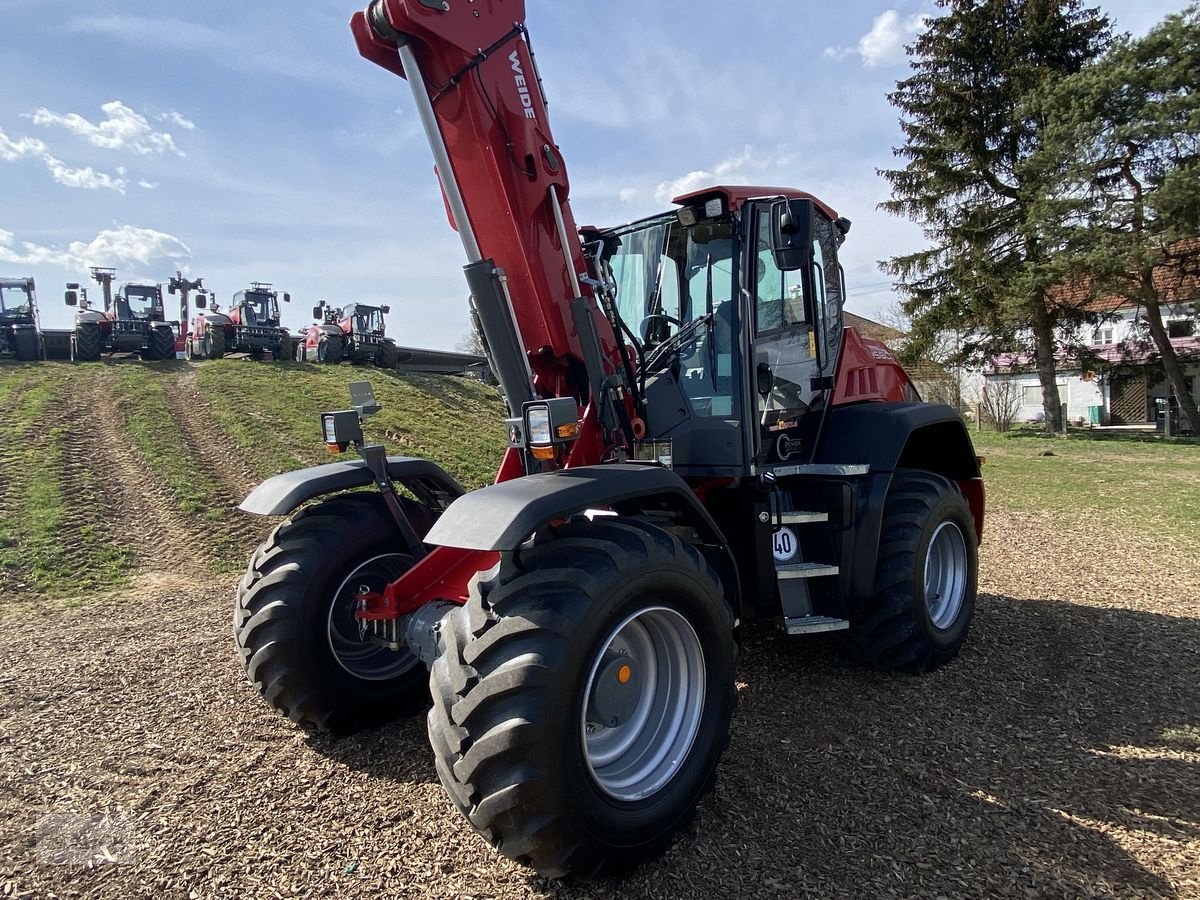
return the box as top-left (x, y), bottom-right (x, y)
top-left (815, 402), bottom-right (980, 480)
top-left (239, 456), bottom-right (464, 516)
top-left (423, 463), bottom-right (728, 552)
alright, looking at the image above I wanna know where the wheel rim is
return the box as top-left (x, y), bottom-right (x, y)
top-left (327, 553), bottom-right (420, 681)
top-left (924, 521), bottom-right (968, 630)
top-left (582, 606), bottom-right (706, 801)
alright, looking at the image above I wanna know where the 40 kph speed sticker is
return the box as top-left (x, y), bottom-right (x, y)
top-left (772, 527), bottom-right (799, 562)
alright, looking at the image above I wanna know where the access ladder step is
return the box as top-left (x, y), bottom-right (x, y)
top-left (776, 562), bottom-right (839, 580)
top-left (785, 615), bottom-right (851, 635)
top-left (779, 510), bottom-right (828, 525)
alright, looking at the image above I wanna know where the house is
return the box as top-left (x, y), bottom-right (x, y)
top-left (985, 286), bottom-right (1199, 427)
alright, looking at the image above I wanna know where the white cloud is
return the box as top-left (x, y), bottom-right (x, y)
top-left (824, 10), bottom-right (929, 67)
top-left (159, 111), bottom-right (196, 131)
top-left (0, 126), bottom-right (127, 192)
top-left (0, 129), bottom-right (47, 161)
top-left (42, 156), bottom-right (128, 193)
top-left (138, 180), bottom-right (159, 190)
top-left (28, 100), bottom-right (186, 156)
top-left (650, 146), bottom-right (794, 206)
top-left (0, 225), bottom-right (191, 271)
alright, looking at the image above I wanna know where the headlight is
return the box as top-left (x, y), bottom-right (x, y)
top-left (526, 404), bottom-right (552, 446)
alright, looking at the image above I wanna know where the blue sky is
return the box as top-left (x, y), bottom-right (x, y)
top-left (0, 0), bottom-right (1189, 345)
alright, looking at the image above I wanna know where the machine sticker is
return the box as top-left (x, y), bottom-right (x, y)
top-left (772, 527), bottom-right (799, 562)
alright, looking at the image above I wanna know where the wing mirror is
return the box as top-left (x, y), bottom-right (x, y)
top-left (770, 198), bottom-right (814, 272)
top-left (312, 306), bottom-right (324, 320)
top-left (282, 292), bottom-right (291, 303)
top-left (381, 305), bottom-right (391, 314)
top-left (65, 288), bottom-right (78, 307)
top-left (196, 293), bottom-right (208, 309)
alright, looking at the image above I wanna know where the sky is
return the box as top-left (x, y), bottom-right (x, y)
top-left (0, 0), bottom-right (1190, 346)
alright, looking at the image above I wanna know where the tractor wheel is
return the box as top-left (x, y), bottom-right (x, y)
top-left (147, 326), bottom-right (175, 361)
top-left (13, 327), bottom-right (38, 362)
top-left (317, 334), bottom-right (344, 364)
top-left (294, 340), bottom-right (307, 363)
top-left (375, 341), bottom-right (399, 370)
top-left (840, 470), bottom-right (977, 673)
top-left (205, 324), bottom-right (225, 360)
top-left (72, 322), bottom-right (102, 362)
top-left (234, 493), bottom-right (434, 733)
top-left (428, 519), bottom-right (737, 879)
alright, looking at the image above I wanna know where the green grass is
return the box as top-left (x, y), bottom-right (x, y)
top-left (0, 364), bottom-right (130, 598)
top-left (970, 427), bottom-right (1200, 546)
top-left (194, 362), bottom-right (508, 489)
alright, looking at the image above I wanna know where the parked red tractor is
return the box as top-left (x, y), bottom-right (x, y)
top-left (235, 1), bottom-right (984, 880)
top-left (0, 277), bottom-right (43, 361)
top-left (66, 267), bottom-right (177, 361)
top-left (295, 300), bottom-right (399, 367)
top-left (186, 282), bottom-right (292, 360)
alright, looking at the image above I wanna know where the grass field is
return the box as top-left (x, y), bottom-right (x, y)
top-left (970, 427), bottom-right (1200, 547)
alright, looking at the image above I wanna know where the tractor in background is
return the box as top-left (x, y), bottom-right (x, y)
top-left (66, 267), bottom-right (176, 361)
top-left (0, 277), bottom-right (42, 361)
top-left (187, 282), bottom-right (291, 360)
top-left (168, 272), bottom-right (210, 358)
top-left (296, 300), bottom-right (399, 367)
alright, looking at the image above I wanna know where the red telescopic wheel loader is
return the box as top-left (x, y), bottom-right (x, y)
top-left (66, 267), bottom-right (177, 361)
top-left (295, 300), bottom-right (400, 367)
top-left (234, 0), bottom-right (985, 880)
top-left (187, 282), bottom-right (292, 361)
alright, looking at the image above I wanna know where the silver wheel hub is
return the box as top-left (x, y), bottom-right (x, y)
top-left (582, 607), bottom-right (706, 801)
top-left (924, 521), bottom-right (968, 630)
top-left (327, 553), bottom-right (420, 682)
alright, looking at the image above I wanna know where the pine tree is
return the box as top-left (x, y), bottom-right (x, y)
top-left (880, 0), bottom-right (1111, 432)
top-left (1032, 5), bottom-right (1200, 434)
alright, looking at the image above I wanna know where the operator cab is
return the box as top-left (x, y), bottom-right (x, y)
top-left (118, 284), bottom-right (163, 321)
top-left (599, 186), bottom-right (848, 478)
top-left (346, 304), bottom-right (385, 335)
top-left (235, 290), bottom-right (280, 326)
top-left (0, 280), bottom-right (34, 318)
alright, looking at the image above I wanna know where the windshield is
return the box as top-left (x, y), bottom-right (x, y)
top-left (607, 216), bottom-right (735, 346)
top-left (124, 286), bottom-right (158, 318)
top-left (354, 307), bottom-right (384, 333)
top-left (244, 292), bottom-right (276, 324)
top-left (0, 283), bottom-right (32, 315)
top-left (604, 215), bottom-right (737, 417)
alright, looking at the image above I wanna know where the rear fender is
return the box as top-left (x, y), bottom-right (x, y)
top-left (239, 456), bottom-right (465, 517)
top-left (422, 463), bottom-right (742, 617)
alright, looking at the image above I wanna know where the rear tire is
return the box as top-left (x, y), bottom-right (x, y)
top-left (206, 324), bottom-right (225, 360)
top-left (13, 327), bottom-right (38, 362)
top-left (428, 519), bottom-right (737, 879)
top-left (147, 326), bottom-right (175, 361)
top-left (73, 322), bottom-right (101, 362)
top-left (318, 333), bottom-right (344, 364)
top-left (840, 469), bottom-right (977, 673)
top-left (235, 493), bottom-right (432, 733)
top-left (375, 341), bottom-right (399, 369)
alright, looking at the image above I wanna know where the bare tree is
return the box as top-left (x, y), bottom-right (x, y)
top-left (455, 328), bottom-right (484, 355)
top-left (979, 379), bottom-right (1021, 433)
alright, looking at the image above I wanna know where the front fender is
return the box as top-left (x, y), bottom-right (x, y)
top-left (423, 463), bottom-right (727, 552)
top-left (239, 456), bottom-right (464, 516)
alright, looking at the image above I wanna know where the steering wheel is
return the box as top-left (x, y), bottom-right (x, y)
top-left (639, 313), bottom-right (682, 344)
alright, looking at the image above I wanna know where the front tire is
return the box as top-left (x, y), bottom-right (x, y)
top-left (375, 341), bottom-right (399, 369)
top-left (317, 333), bottom-right (344, 364)
top-left (206, 324), bottom-right (225, 360)
top-left (428, 519), bottom-right (737, 879)
top-left (235, 493), bottom-right (432, 733)
top-left (73, 322), bottom-right (102, 362)
top-left (13, 327), bottom-right (38, 361)
top-left (841, 469), bottom-right (977, 673)
top-left (147, 326), bottom-right (175, 360)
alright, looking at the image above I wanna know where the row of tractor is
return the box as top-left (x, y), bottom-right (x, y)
top-left (0, 268), bottom-right (405, 369)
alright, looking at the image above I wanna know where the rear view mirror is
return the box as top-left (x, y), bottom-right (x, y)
top-left (770, 198), bottom-right (814, 272)
top-left (312, 306), bottom-right (323, 320)
top-left (282, 293), bottom-right (291, 303)
top-left (381, 305), bottom-right (391, 314)
top-left (196, 294), bottom-right (208, 309)
top-left (65, 290), bottom-right (78, 307)
top-left (168, 283), bottom-right (176, 296)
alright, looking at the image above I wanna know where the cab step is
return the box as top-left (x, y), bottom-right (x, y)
top-left (779, 510), bottom-right (828, 525)
top-left (784, 615), bottom-right (851, 635)
top-left (776, 562), bottom-right (839, 579)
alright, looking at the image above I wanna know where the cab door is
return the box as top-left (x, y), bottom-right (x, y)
top-left (748, 200), bottom-right (844, 467)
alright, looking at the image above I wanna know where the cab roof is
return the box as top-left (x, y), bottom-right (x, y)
top-left (673, 185), bottom-right (840, 221)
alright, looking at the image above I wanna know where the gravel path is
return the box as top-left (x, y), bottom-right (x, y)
top-left (2, 507), bottom-right (1198, 899)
